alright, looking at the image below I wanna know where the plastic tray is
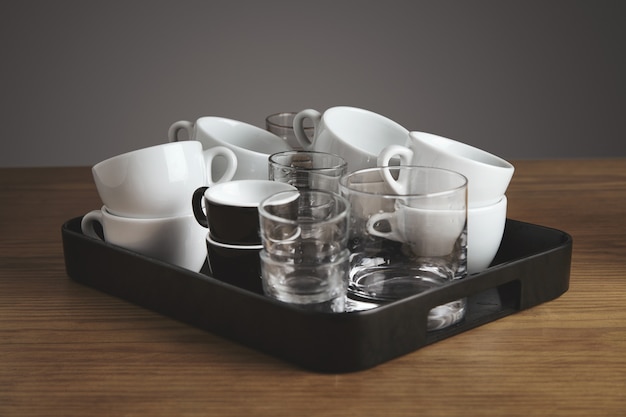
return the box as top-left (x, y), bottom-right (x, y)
top-left (62, 217), bottom-right (572, 373)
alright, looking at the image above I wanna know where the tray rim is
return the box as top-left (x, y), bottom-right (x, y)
top-left (62, 216), bottom-right (573, 372)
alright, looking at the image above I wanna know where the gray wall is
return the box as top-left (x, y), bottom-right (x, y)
top-left (2, 0), bottom-right (624, 167)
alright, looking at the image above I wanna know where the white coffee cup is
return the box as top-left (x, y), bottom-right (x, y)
top-left (81, 206), bottom-right (207, 272)
top-left (168, 117), bottom-right (292, 180)
top-left (365, 195), bottom-right (507, 273)
top-left (92, 141), bottom-right (237, 218)
top-left (378, 131), bottom-right (514, 207)
top-left (367, 201), bottom-right (466, 258)
top-left (292, 106), bottom-right (409, 172)
top-left (467, 195), bottom-right (508, 274)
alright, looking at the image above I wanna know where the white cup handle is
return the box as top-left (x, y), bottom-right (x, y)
top-left (366, 211), bottom-right (403, 242)
top-left (204, 146), bottom-right (238, 186)
top-left (293, 109), bottom-right (321, 150)
top-left (377, 145), bottom-right (415, 195)
top-left (168, 120), bottom-right (194, 142)
top-left (81, 209), bottom-right (105, 240)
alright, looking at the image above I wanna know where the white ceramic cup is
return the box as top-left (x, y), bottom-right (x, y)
top-left (81, 206), bottom-right (207, 272)
top-left (92, 141), bottom-right (237, 218)
top-left (292, 106), bottom-right (409, 172)
top-left (378, 131), bottom-right (514, 207)
top-left (366, 195), bottom-right (507, 273)
top-left (168, 117), bottom-right (292, 180)
top-left (467, 195), bottom-right (508, 274)
top-left (367, 203), bottom-right (466, 258)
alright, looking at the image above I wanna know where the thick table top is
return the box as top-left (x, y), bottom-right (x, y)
top-left (1, 159), bottom-right (625, 416)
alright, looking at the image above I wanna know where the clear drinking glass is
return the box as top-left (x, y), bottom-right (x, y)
top-left (339, 166), bottom-right (468, 330)
top-left (266, 112), bottom-right (313, 150)
top-left (268, 150), bottom-right (347, 193)
top-left (258, 189), bottom-right (350, 312)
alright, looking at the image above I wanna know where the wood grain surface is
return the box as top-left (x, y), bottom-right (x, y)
top-left (1, 160), bottom-right (625, 416)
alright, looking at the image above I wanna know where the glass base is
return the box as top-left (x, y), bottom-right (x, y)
top-left (347, 265), bottom-right (466, 331)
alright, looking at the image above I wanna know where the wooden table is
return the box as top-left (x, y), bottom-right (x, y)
top-left (1, 160), bottom-right (625, 416)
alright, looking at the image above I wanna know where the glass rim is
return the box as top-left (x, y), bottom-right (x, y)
top-left (265, 112), bottom-right (314, 130)
top-left (268, 150), bottom-right (348, 172)
top-left (258, 189), bottom-right (350, 226)
top-left (338, 165), bottom-right (468, 199)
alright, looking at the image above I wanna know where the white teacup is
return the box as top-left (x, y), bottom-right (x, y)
top-left (92, 141), bottom-right (237, 218)
top-left (292, 106), bottom-right (409, 172)
top-left (168, 117), bottom-right (292, 180)
top-left (367, 201), bottom-right (466, 258)
top-left (378, 131), bottom-right (514, 207)
top-left (81, 206), bottom-right (207, 272)
top-left (467, 196), bottom-right (508, 274)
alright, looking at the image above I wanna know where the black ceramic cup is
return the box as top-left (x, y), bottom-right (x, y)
top-left (192, 180), bottom-right (297, 245)
top-left (205, 234), bottom-right (263, 294)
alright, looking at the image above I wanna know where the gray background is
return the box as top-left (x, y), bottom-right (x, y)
top-left (2, 0), bottom-right (624, 167)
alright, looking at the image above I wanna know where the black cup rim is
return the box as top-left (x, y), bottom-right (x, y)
top-left (206, 234), bottom-right (263, 250)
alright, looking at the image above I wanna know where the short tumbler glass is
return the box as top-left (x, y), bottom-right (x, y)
top-left (258, 189), bottom-right (350, 312)
top-left (339, 166), bottom-right (468, 330)
top-left (266, 112), bottom-right (313, 150)
top-left (268, 150), bottom-right (347, 194)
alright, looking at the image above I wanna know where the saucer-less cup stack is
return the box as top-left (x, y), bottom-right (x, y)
top-left (378, 131), bottom-right (514, 274)
top-left (81, 141), bottom-right (237, 272)
top-left (191, 180), bottom-right (297, 293)
top-left (168, 116), bottom-right (292, 180)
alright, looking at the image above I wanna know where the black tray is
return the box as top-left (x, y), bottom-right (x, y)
top-left (62, 217), bottom-right (572, 373)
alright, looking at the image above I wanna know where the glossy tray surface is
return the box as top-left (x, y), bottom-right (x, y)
top-left (62, 217), bottom-right (572, 373)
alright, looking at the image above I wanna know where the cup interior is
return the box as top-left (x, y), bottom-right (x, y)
top-left (205, 180), bottom-right (297, 207)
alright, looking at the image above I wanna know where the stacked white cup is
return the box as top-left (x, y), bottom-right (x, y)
top-left (292, 106), bottom-right (409, 173)
top-left (378, 131), bottom-right (514, 274)
top-left (81, 141), bottom-right (238, 272)
top-left (168, 116), bottom-right (292, 180)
